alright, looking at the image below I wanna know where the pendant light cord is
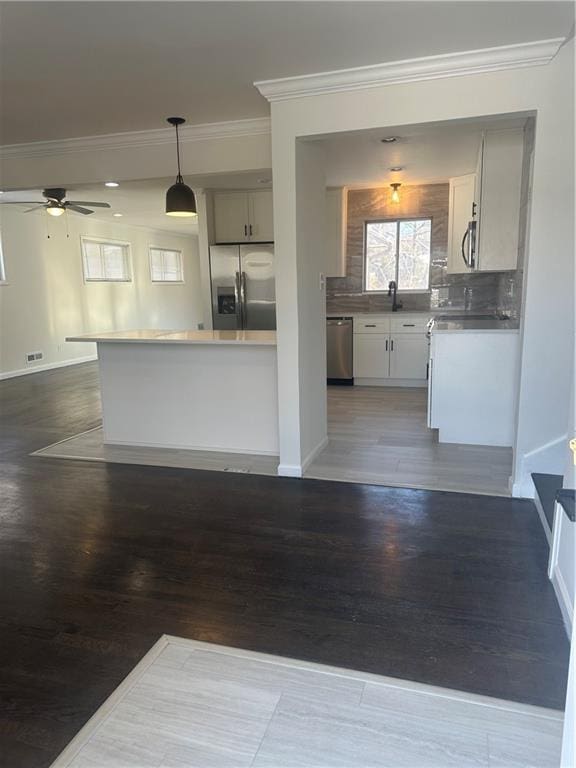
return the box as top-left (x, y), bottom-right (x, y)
top-left (175, 123), bottom-right (183, 183)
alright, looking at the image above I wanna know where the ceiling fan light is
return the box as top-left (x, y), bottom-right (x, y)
top-left (166, 180), bottom-right (197, 217)
top-left (46, 204), bottom-right (64, 217)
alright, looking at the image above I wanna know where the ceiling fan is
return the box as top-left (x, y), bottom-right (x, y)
top-left (0, 187), bottom-right (111, 216)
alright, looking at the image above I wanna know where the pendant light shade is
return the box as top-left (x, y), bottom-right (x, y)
top-left (390, 183), bottom-right (401, 204)
top-left (166, 117), bottom-right (197, 217)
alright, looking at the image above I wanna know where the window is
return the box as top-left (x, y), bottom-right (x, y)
top-left (149, 247), bottom-right (184, 283)
top-left (364, 218), bottom-right (431, 292)
top-left (81, 237), bottom-right (131, 282)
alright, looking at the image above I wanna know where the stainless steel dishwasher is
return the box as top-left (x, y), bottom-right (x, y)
top-left (327, 317), bottom-right (353, 385)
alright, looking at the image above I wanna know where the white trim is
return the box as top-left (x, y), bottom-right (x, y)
top-left (355, 378), bottom-right (427, 388)
top-left (301, 436), bottom-right (329, 473)
top-left (0, 117), bottom-right (271, 161)
top-left (548, 502), bottom-right (574, 638)
top-left (50, 634), bottom-right (563, 767)
top-left (534, 490), bottom-right (552, 546)
top-left (551, 564), bottom-right (573, 638)
top-left (50, 635), bottom-right (171, 768)
top-left (277, 463), bottom-right (304, 478)
top-left (254, 39), bottom-right (564, 102)
top-left (0, 354), bottom-right (97, 381)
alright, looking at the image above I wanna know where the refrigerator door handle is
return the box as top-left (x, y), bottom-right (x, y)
top-left (234, 271), bottom-right (242, 327)
top-left (240, 271), bottom-right (247, 329)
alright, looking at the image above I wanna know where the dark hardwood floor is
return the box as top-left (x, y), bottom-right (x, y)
top-left (0, 362), bottom-right (570, 768)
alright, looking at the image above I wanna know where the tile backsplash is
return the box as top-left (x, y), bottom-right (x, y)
top-left (326, 182), bottom-right (521, 317)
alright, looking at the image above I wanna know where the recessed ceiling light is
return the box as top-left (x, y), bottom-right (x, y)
top-left (105, 181), bottom-right (119, 188)
top-left (381, 136), bottom-right (399, 143)
top-left (389, 166), bottom-right (403, 172)
top-left (113, 213), bottom-right (123, 217)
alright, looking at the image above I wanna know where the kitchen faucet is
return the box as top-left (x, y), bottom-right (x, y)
top-left (388, 280), bottom-right (403, 312)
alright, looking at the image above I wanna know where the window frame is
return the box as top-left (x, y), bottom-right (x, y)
top-left (363, 216), bottom-right (432, 294)
top-left (148, 245), bottom-right (185, 284)
top-left (80, 236), bottom-right (133, 283)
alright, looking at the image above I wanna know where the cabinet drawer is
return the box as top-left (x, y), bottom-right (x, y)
top-left (353, 316), bottom-right (391, 334)
top-left (390, 316), bottom-right (430, 334)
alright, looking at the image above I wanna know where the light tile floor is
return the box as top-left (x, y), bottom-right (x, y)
top-left (52, 636), bottom-right (563, 768)
top-left (306, 387), bottom-right (513, 495)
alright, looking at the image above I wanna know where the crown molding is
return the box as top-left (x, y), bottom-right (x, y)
top-left (254, 38), bottom-right (565, 102)
top-left (0, 116), bottom-right (271, 161)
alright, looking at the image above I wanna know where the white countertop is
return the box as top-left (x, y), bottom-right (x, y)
top-left (66, 329), bottom-right (277, 346)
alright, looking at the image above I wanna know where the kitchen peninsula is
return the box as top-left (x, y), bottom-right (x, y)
top-left (66, 330), bottom-right (279, 455)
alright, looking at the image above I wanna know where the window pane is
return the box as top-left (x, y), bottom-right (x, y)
top-left (102, 244), bottom-right (125, 280)
top-left (83, 241), bottom-right (104, 279)
top-left (398, 219), bottom-right (431, 290)
top-left (162, 250), bottom-right (181, 281)
top-left (150, 249), bottom-right (164, 281)
top-left (365, 222), bottom-right (397, 291)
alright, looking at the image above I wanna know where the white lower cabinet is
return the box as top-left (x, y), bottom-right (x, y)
top-left (389, 334), bottom-right (429, 380)
top-left (352, 315), bottom-right (429, 385)
top-left (354, 334), bottom-right (389, 378)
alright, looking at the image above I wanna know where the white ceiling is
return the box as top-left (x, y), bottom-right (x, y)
top-left (321, 115), bottom-right (530, 187)
top-left (0, 172), bottom-right (273, 235)
top-left (1, 2), bottom-right (572, 145)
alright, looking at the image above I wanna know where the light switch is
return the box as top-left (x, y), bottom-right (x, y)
top-left (319, 272), bottom-right (326, 291)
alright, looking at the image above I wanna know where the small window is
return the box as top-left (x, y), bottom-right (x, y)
top-left (81, 237), bottom-right (131, 282)
top-left (149, 247), bottom-right (184, 283)
top-left (364, 218), bottom-right (431, 292)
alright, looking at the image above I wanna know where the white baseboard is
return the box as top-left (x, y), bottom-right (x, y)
top-left (551, 565), bottom-right (573, 638)
top-left (301, 436), bottom-right (329, 473)
top-left (0, 355), bottom-right (98, 381)
top-left (534, 489), bottom-right (552, 545)
top-left (513, 434), bottom-right (568, 499)
top-left (354, 378), bottom-right (427, 388)
top-left (277, 464), bottom-right (304, 478)
top-left (278, 436), bottom-right (329, 478)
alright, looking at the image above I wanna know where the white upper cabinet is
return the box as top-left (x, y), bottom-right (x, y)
top-left (248, 190), bottom-right (275, 243)
top-left (213, 190), bottom-right (274, 244)
top-left (447, 127), bottom-right (523, 273)
top-left (447, 173), bottom-right (477, 274)
top-left (476, 129), bottom-right (523, 272)
top-left (324, 188), bottom-right (347, 278)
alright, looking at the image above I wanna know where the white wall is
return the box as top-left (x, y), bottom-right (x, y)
top-left (268, 39), bottom-right (574, 486)
top-left (0, 207), bottom-right (202, 377)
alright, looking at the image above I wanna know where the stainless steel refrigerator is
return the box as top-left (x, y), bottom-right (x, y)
top-left (209, 244), bottom-right (276, 331)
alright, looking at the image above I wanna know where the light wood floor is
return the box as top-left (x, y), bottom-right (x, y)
top-left (53, 636), bottom-right (563, 768)
top-left (306, 386), bottom-right (513, 496)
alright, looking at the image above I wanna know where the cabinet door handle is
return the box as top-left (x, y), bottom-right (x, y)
top-left (390, 340), bottom-right (394, 352)
top-left (402, 323), bottom-right (415, 327)
top-left (385, 339), bottom-right (388, 351)
top-left (249, 224), bottom-right (253, 236)
top-left (244, 225), bottom-right (248, 237)
top-left (364, 324), bottom-right (376, 328)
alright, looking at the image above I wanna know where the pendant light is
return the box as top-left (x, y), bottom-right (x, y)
top-left (390, 183), bottom-right (401, 204)
top-left (165, 117), bottom-right (197, 217)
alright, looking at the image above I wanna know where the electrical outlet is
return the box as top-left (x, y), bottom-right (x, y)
top-left (26, 351), bottom-right (44, 365)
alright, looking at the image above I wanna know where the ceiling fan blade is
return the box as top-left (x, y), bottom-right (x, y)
top-left (24, 205), bottom-right (47, 213)
top-left (66, 205), bottom-right (94, 215)
top-left (0, 200), bottom-right (46, 205)
top-left (66, 200), bottom-right (111, 208)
